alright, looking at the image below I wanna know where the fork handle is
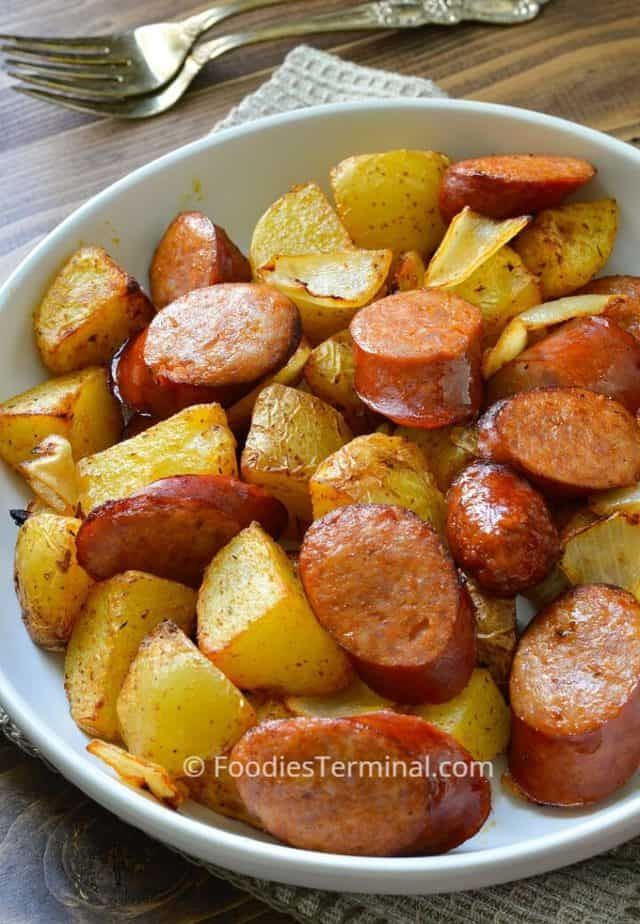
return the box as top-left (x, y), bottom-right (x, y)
top-left (191, 1), bottom-right (430, 63)
top-left (181, 0), bottom-right (291, 38)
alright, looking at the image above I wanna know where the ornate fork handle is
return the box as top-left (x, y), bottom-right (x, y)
top-left (191, 0), bottom-right (542, 65)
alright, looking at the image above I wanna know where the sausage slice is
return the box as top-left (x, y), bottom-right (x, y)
top-left (232, 714), bottom-right (490, 855)
top-left (446, 462), bottom-right (561, 596)
top-left (359, 713), bottom-right (491, 854)
top-left (150, 211), bottom-right (251, 309)
top-left (299, 504), bottom-right (476, 703)
top-left (509, 584), bottom-right (640, 806)
top-left (350, 290), bottom-right (483, 429)
top-left (144, 284), bottom-right (301, 389)
top-left (76, 474), bottom-right (287, 587)
top-left (477, 387), bottom-right (640, 495)
top-left (113, 327), bottom-right (241, 419)
top-left (487, 316), bottom-right (640, 413)
top-left (439, 154), bottom-right (596, 223)
top-left (578, 276), bottom-right (640, 342)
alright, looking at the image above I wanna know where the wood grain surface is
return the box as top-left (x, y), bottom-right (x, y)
top-left (1, 0), bottom-right (639, 920)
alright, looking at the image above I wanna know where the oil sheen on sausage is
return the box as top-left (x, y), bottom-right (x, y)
top-left (350, 290), bottom-right (483, 429)
top-left (299, 504), bottom-right (476, 703)
top-left (509, 584), bottom-right (640, 806)
top-left (144, 284), bottom-right (301, 389)
top-left (446, 461), bottom-right (561, 596)
top-left (477, 387), bottom-right (640, 495)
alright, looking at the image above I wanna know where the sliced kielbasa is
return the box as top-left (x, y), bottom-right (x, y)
top-left (578, 276), bottom-right (640, 342)
top-left (439, 154), bottom-right (596, 223)
top-left (359, 712), bottom-right (491, 854)
top-left (144, 284), bottom-right (301, 389)
top-left (446, 461), bottom-right (561, 597)
top-left (112, 327), bottom-right (241, 419)
top-left (509, 584), bottom-right (640, 806)
top-left (75, 475), bottom-right (287, 587)
top-left (231, 714), bottom-right (490, 856)
top-left (150, 211), bottom-right (251, 309)
top-left (487, 316), bottom-right (640, 413)
top-left (299, 504), bottom-right (476, 703)
top-left (477, 387), bottom-right (640, 496)
top-left (350, 290), bottom-right (483, 429)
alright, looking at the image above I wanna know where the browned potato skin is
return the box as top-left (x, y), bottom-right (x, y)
top-left (34, 246), bottom-right (154, 374)
top-left (14, 513), bottom-right (93, 650)
top-left (76, 474), bottom-right (287, 587)
top-left (150, 212), bottom-right (251, 309)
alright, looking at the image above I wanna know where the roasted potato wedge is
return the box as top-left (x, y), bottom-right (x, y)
top-left (245, 692), bottom-right (293, 723)
top-left (464, 576), bottom-right (517, 689)
top-left (117, 621), bottom-right (254, 777)
top-left (285, 676), bottom-right (394, 719)
top-left (186, 757), bottom-right (262, 828)
top-left (513, 199), bottom-right (619, 298)
top-left (309, 432), bottom-right (445, 531)
top-left (447, 245), bottom-right (542, 345)
top-left (14, 512), bottom-right (92, 650)
top-left (77, 404), bottom-right (237, 513)
top-left (34, 246), bottom-right (154, 374)
top-left (65, 571), bottom-right (196, 740)
top-left (390, 251), bottom-right (427, 292)
top-left (250, 182), bottom-right (352, 277)
top-left (226, 337), bottom-right (312, 433)
top-left (18, 435), bottom-right (78, 515)
top-left (303, 330), bottom-right (372, 433)
top-left (331, 150), bottom-right (450, 255)
top-left (260, 249), bottom-right (392, 344)
top-left (87, 740), bottom-right (188, 809)
top-left (411, 668), bottom-right (511, 761)
top-left (394, 424), bottom-right (475, 493)
top-left (0, 367), bottom-right (121, 472)
top-left (197, 523), bottom-right (352, 694)
top-left (241, 384), bottom-right (352, 520)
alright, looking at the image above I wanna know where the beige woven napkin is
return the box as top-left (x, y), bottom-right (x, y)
top-left (2, 43), bottom-right (640, 924)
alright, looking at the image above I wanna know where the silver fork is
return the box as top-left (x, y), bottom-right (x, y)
top-left (8, 0), bottom-right (547, 119)
top-left (0, 0), bottom-right (289, 98)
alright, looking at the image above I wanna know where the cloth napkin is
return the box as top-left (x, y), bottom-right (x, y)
top-left (3, 43), bottom-right (640, 924)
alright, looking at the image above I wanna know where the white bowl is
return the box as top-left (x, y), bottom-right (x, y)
top-left (1, 99), bottom-right (640, 896)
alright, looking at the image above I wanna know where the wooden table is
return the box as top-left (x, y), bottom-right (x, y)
top-left (1, 0), bottom-right (639, 920)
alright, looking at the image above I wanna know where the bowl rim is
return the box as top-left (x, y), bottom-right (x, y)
top-left (2, 96), bottom-right (640, 893)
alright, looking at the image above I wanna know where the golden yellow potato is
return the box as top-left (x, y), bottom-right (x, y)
top-left (117, 621), bottom-right (254, 777)
top-left (34, 246), bottom-right (154, 374)
top-left (14, 512), bottom-right (92, 650)
top-left (285, 676), bottom-right (394, 719)
top-left (513, 199), bottom-right (619, 298)
top-left (309, 432), bottom-right (445, 532)
top-left (77, 403), bottom-right (237, 513)
top-left (18, 435), bottom-right (78, 515)
top-left (87, 740), bottom-right (187, 808)
top-left (394, 425), bottom-right (475, 492)
top-left (412, 668), bottom-right (511, 761)
top-left (250, 182), bottom-right (352, 277)
top-left (241, 384), bottom-right (352, 520)
top-left (331, 150), bottom-right (450, 255)
top-left (0, 367), bottom-right (121, 472)
top-left (391, 251), bottom-right (427, 292)
top-left (186, 757), bottom-right (262, 828)
top-left (448, 245), bottom-right (542, 345)
top-left (303, 330), bottom-right (372, 433)
top-left (197, 523), bottom-right (352, 694)
top-left (464, 577), bottom-right (517, 689)
top-left (65, 571), bottom-right (196, 740)
top-left (245, 692), bottom-right (293, 723)
top-left (226, 338), bottom-right (311, 432)
top-left (260, 249), bottom-right (392, 344)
